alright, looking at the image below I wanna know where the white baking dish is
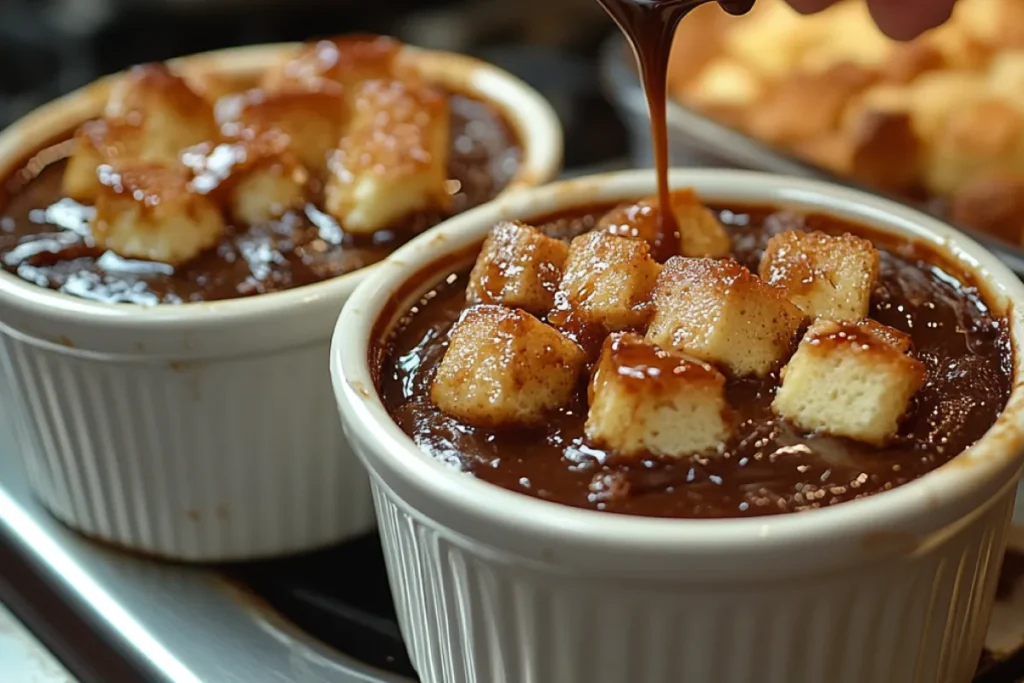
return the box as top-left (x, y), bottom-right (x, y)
top-left (332, 168), bottom-right (1024, 683)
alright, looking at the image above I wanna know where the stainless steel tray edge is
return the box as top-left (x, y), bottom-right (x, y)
top-left (0, 411), bottom-right (407, 683)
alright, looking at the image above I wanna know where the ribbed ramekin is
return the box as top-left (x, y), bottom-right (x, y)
top-left (0, 42), bottom-right (563, 561)
top-left (332, 169), bottom-right (1024, 683)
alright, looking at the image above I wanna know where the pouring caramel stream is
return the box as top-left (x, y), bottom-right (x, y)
top-left (596, 0), bottom-right (755, 261)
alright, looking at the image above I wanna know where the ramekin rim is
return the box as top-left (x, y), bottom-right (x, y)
top-left (0, 41), bottom-right (563, 330)
top-left (331, 168), bottom-right (1024, 553)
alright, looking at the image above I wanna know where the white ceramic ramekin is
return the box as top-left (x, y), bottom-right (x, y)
top-left (332, 169), bottom-right (1024, 683)
top-left (0, 42), bottom-right (562, 562)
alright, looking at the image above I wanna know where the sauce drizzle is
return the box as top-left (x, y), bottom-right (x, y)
top-left (596, 0), bottom-right (755, 261)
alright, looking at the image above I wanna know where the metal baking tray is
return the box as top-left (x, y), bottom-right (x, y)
top-left (598, 33), bottom-right (1024, 278)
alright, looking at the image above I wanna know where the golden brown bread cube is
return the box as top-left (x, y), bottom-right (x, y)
top-left (552, 231), bottom-right (662, 334)
top-left (924, 98), bottom-right (1024, 197)
top-left (183, 132), bottom-right (309, 227)
top-left (215, 87), bottom-right (347, 175)
top-left (772, 319), bottom-right (926, 446)
top-left (596, 189), bottom-right (731, 258)
top-left (685, 58), bottom-right (764, 110)
top-left (324, 79), bottom-right (451, 234)
top-left (744, 64), bottom-right (877, 145)
top-left (261, 34), bottom-right (405, 97)
top-left (950, 173), bottom-right (1024, 245)
top-left (795, 109), bottom-right (923, 194)
top-left (959, 0), bottom-right (1024, 50)
top-left (64, 64), bottom-right (218, 203)
top-left (430, 305), bottom-right (585, 427)
top-left (63, 121), bottom-right (128, 202)
top-left (466, 221), bottom-right (569, 315)
top-left (586, 333), bottom-right (731, 458)
top-left (227, 155), bottom-right (309, 227)
top-left (759, 230), bottom-right (880, 322)
top-left (91, 162), bottom-right (224, 265)
top-left (103, 63), bottom-right (218, 157)
top-left (646, 257), bottom-right (803, 377)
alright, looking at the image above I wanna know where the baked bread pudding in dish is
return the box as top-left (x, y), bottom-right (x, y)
top-left (1, 35), bottom-right (521, 304)
top-left (331, 170), bottom-right (1024, 683)
top-left (0, 38), bottom-right (561, 561)
top-left (376, 188), bottom-right (1009, 518)
top-left (667, 0), bottom-right (1024, 246)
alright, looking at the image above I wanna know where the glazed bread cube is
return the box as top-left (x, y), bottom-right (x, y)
top-left (215, 87), bottom-right (347, 175)
top-left (324, 79), bottom-right (451, 234)
top-left (759, 230), bottom-right (880, 322)
top-left (63, 121), bottom-right (127, 202)
top-left (646, 257), bottom-right (803, 377)
top-left (466, 221), bottom-right (570, 315)
top-left (596, 188), bottom-right (731, 258)
top-left (183, 132), bottom-right (310, 226)
top-left (552, 231), bottom-right (661, 333)
top-left (64, 64), bottom-right (217, 203)
top-left (431, 305), bottom-right (585, 427)
top-left (773, 319), bottom-right (926, 446)
top-left (91, 162), bottom-right (224, 265)
top-left (586, 333), bottom-right (731, 458)
top-left (262, 34), bottom-right (405, 97)
top-left (227, 152), bottom-right (309, 227)
top-left (104, 63), bottom-right (218, 160)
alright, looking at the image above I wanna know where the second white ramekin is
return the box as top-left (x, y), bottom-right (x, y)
top-left (332, 169), bottom-right (1024, 683)
top-left (0, 41), bottom-right (563, 561)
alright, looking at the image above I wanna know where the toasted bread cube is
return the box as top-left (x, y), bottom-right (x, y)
top-left (759, 230), bottom-right (880, 322)
top-left (552, 231), bottom-right (661, 334)
top-left (64, 64), bottom-right (217, 203)
top-left (586, 333), bottom-right (731, 458)
top-left (91, 162), bottom-right (224, 265)
top-left (647, 257), bottom-right (803, 377)
top-left (215, 88), bottom-right (346, 175)
top-left (745, 64), bottom-right (877, 145)
top-left (597, 189), bottom-right (731, 258)
top-left (325, 79), bottom-right (451, 234)
top-left (104, 63), bottom-right (218, 159)
top-left (262, 34), bottom-right (405, 97)
top-left (228, 154), bottom-right (308, 227)
top-left (466, 221), bottom-right (569, 315)
top-left (686, 58), bottom-right (764, 110)
top-left (431, 305), bottom-right (585, 427)
top-left (63, 121), bottom-right (119, 202)
top-left (183, 132), bottom-right (309, 226)
top-left (924, 98), bottom-right (1024, 197)
top-left (950, 173), bottom-right (1024, 245)
top-left (773, 319), bottom-right (926, 446)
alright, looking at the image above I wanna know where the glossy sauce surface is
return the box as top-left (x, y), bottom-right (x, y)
top-left (378, 206), bottom-right (1012, 519)
top-left (0, 94), bottom-right (519, 304)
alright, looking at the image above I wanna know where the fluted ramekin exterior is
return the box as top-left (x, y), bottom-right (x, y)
top-left (367, 470), bottom-right (1013, 683)
top-left (0, 331), bottom-right (374, 560)
top-left (0, 42), bottom-right (563, 561)
top-left (332, 169), bottom-right (1024, 683)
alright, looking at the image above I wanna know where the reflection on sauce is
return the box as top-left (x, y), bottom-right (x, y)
top-left (377, 205), bottom-right (1012, 519)
top-left (596, 0), bottom-right (755, 262)
top-left (0, 95), bottom-right (520, 304)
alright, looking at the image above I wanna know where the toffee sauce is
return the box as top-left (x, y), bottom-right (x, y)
top-left (595, 0), bottom-right (755, 261)
top-left (0, 94), bottom-right (520, 304)
top-left (377, 206), bottom-right (1012, 519)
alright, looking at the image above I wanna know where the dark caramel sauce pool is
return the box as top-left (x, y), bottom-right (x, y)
top-left (378, 206), bottom-right (1012, 519)
top-left (0, 94), bottom-right (519, 304)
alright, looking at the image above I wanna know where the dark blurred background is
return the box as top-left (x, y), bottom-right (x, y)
top-left (0, 0), bottom-right (629, 170)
